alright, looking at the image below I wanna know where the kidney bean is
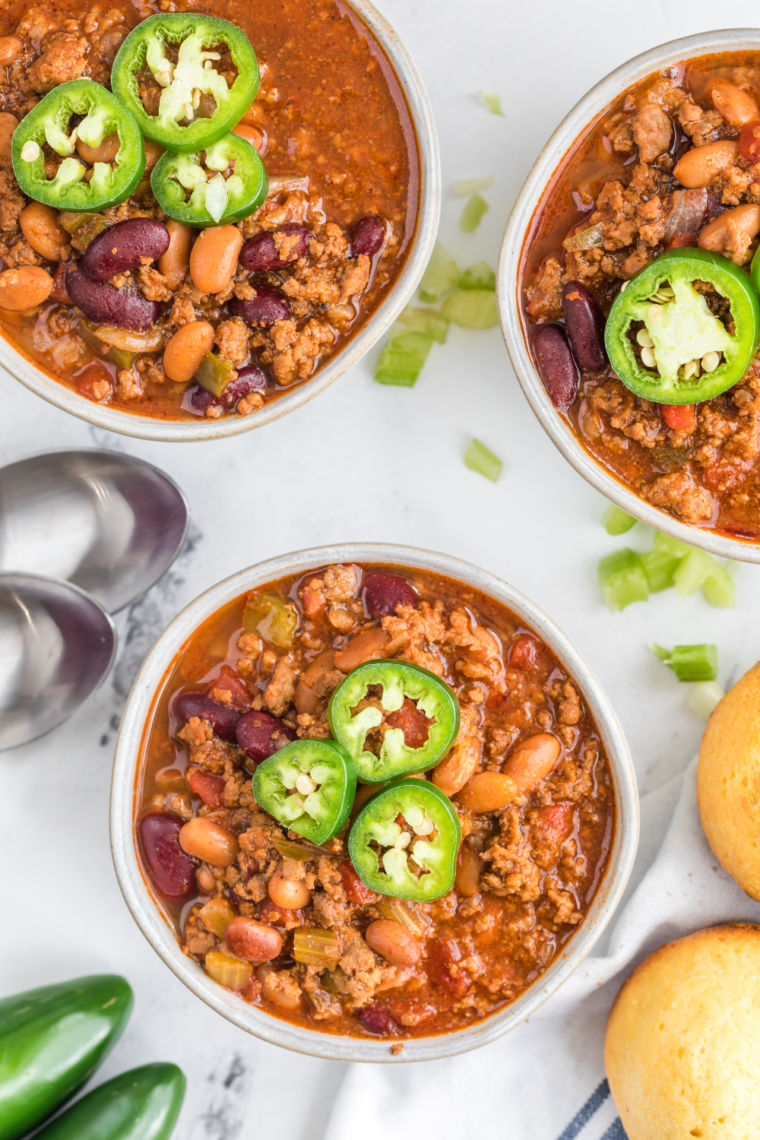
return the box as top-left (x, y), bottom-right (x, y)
top-left (187, 768), bottom-right (227, 809)
top-left (340, 860), bottom-right (379, 904)
top-left (139, 811), bottom-right (196, 901)
top-left (50, 262), bottom-right (71, 304)
top-left (363, 571), bottom-right (418, 617)
top-left (179, 817), bottom-right (239, 867)
top-left (268, 871), bottom-right (311, 910)
top-left (158, 220), bottom-right (192, 290)
top-left (533, 323), bottom-right (579, 409)
top-left (236, 709), bottom-right (296, 764)
top-left (163, 320), bottom-right (215, 384)
top-left (82, 218), bottom-right (170, 282)
top-left (366, 919), bottom-right (421, 967)
top-left (171, 691), bottom-right (242, 742)
top-left (190, 362), bottom-right (269, 413)
top-left (226, 917), bottom-right (283, 962)
top-left (562, 281), bottom-right (606, 372)
top-left (230, 284), bottom-right (291, 328)
top-left (351, 215), bottom-right (386, 257)
top-left (739, 122), bottom-right (760, 164)
top-left (358, 1004), bottom-right (401, 1036)
top-left (385, 698), bottom-right (430, 749)
top-left (66, 265), bottom-right (159, 330)
top-left (190, 224), bottom-right (243, 294)
top-left (509, 634), bottom-right (541, 672)
top-left (19, 203), bottom-right (69, 261)
top-left (239, 224), bottom-right (310, 271)
top-left (0, 266), bottom-right (52, 311)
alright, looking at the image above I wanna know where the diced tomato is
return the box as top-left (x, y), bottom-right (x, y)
top-left (387, 996), bottom-right (437, 1028)
top-left (666, 231), bottom-right (699, 250)
top-left (659, 403), bottom-right (696, 432)
top-left (533, 803), bottom-right (575, 847)
top-left (210, 665), bottom-right (251, 710)
top-left (509, 634), bottom-right (541, 672)
top-left (257, 896), bottom-right (306, 927)
top-left (385, 698), bottom-right (430, 749)
top-left (426, 938), bottom-right (471, 999)
top-left (702, 457), bottom-right (751, 492)
top-left (739, 121), bottom-right (760, 164)
top-left (241, 977), bottom-right (262, 1003)
top-left (187, 768), bottom-right (227, 809)
top-left (339, 860), bottom-right (379, 905)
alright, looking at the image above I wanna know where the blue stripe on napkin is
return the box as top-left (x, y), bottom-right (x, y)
top-left (554, 1079), bottom-right (628, 1140)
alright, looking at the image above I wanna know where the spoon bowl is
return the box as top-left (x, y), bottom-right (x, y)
top-left (0, 573), bottom-right (116, 751)
top-left (0, 450), bottom-right (189, 612)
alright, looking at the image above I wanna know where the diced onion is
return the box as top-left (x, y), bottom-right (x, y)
top-left (663, 189), bottom-right (708, 240)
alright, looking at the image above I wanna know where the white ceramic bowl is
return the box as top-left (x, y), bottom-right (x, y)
top-left (111, 542), bottom-right (638, 1062)
top-left (498, 30), bottom-right (760, 563)
top-left (5, 1), bottom-right (439, 442)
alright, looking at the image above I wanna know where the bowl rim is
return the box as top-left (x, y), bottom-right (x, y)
top-left (4, 0), bottom-right (440, 443)
top-left (110, 542), bottom-right (639, 1062)
top-left (497, 29), bottom-right (760, 564)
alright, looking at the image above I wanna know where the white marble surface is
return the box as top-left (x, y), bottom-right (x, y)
top-left (3, 1), bottom-right (760, 1136)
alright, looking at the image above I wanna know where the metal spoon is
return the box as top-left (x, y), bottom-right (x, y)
top-left (0, 573), bottom-right (116, 750)
top-left (0, 449), bottom-right (189, 613)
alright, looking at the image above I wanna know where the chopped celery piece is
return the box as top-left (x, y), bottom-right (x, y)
top-left (374, 329), bottom-right (434, 387)
top-left (293, 927), bottom-right (341, 967)
top-left (673, 548), bottom-right (716, 598)
top-left (598, 549), bottom-right (649, 611)
top-left (650, 642), bottom-right (718, 682)
top-left (687, 680), bottom-right (725, 720)
top-left (459, 261), bottom-right (496, 291)
top-left (701, 562), bottom-right (736, 608)
top-left (653, 532), bottom-right (693, 559)
top-left (465, 438), bottom-right (502, 482)
top-left (441, 288), bottom-right (498, 329)
top-left (199, 898), bottom-right (235, 938)
top-left (396, 307), bottom-right (450, 343)
top-left (641, 549), bottom-right (680, 593)
top-left (204, 951), bottom-right (252, 992)
top-left (460, 193), bottom-right (489, 233)
top-left (273, 837), bottom-right (323, 861)
top-left (243, 592), bottom-right (298, 649)
top-left (452, 175), bottom-right (495, 197)
top-left (419, 242), bottom-right (460, 303)
top-left (479, 90), bottom-right (504, 116)
top-left (603, 504), bottom-right (636, 535)
top-left (376, 898), bottom-right (431, 937)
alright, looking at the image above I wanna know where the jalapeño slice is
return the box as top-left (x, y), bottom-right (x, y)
top-left (112, 13), bottom-right (260, 152)
top-left (348, 779), bottom-right (461, 901)
top-left (11, 79), bottom-right (145, 211)
top-left (253, 739), bottom-right (356, 845)
top-left (604, 249), bottom-right (760, 405)
top-left (151, 134), bottom-right (267, 227)
top-left (328, 660), bottom-right (460, 784)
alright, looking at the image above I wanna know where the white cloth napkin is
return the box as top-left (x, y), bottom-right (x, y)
top-left (323, 758), bottom-right (760, 1140)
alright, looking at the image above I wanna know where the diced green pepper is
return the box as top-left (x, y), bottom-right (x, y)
top-left (253, 739), bottom-right (356, 844)
top-left (242, 592), bottom-right (297, 649)
top-left (196, 352), bottom-right (236, 396)
top-left (78, 319), bottom-right (136, 370)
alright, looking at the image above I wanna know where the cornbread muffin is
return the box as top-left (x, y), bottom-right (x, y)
top-left (605, 924), bottom-right (760, 1140)
top-left (697, 662), bottom-right (760, 900)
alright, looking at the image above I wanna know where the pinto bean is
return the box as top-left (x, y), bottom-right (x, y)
top-left (294, 649), bottom-right (337, 714)
top-left (0, 266), bottom-right (52, 311)
top-left (365, 920), bottom-right (421, 967)
top-left (432, 733), bottom-right (480, 797)
top-left (710, 80), bottom-right (760, 129)
top-left (334, 626), bottom-right (391, 672)
top-left (673, 140), bottom-right (738, 189)
top-left (533, 323), bottom-right (579, 408)
top-left (698, 203), bottom-right (760, 261)
top-left (502, 733), bottom-right (561, 793)
top-left (457, 772), bottom-right (518, 813)
top-left (232, 121), bottom-right (264, 151)
top-left (229, 284), bottom-right (291, 327)
top-left (0, 112), bottom-right (18, 169)
top-left (162, 320), bottom-right (215, 384)
top-left (19, 202), bottom-right (69, 261)
top-left (158, 220), bottom-right (193, 290)
top-left (76, 131), bottom-right (121, 165)
top-left (66, 265), bottom-right (159, 330)
top-left (179, 817), bottom-right (239, 867)
top-left (190, 224), bottom-right (243, 293)
top-left (455, 845), bottom-right (483, 897)
top-left (0, 35), bottom-right (23, 64)
top-left (82, 218), bottom-right (170, 282)
top-left (226, 917), bottom-right (283, 962)
top-left (363, 572), bottom-right (419, 617)
top-left (256, 964), bottom-right (303, 1010)
top-left (143, 138), bottom-right (165, 173)
top-left (268, 870), bottom-right (311, 910)
top-left (562, 281), bottom-right (606, 371)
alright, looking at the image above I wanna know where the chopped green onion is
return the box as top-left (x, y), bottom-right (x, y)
top-left (293, 927), bottom-right (341, 967)
top-left (459, 261), bottom-right (496, 291)
top-left (641, 549), bottom-right (680, 593)
top-left (650, 642), bottom-right (718, 682)
top-left (701, 562), bottom-right (736, 608)
top-left (441, 288), bottom-right (498, 329)
top-left (419, 242), bottom-right (460, 303)
top-left (603, 504), bottom-right (636, 535)
top-left (460, 193), bottom-right (489, 233)
top-left (653, 532), bottom-right (693, 560)
top-left (396, 306), bottom-right (450, 343)
top-left (465, 438), bottom-right (502, 482)
top-left (598, 549), bottom-right (649, 611)
top-left (374, 329), bottom-right (434, 387)
top-left (673, 548), bottom-right (716, 598)
top-left (452, 176), bottom-right (495, 197)
top-left (687, 680), bottom-right (725, 720)
top-left (479, 90), bottom-right (504, 116)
